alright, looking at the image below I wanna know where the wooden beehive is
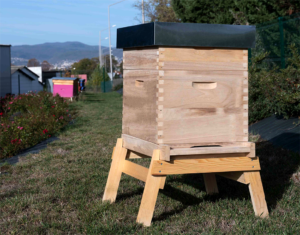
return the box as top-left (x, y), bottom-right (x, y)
top-left (52, 77), bottom-right (79, 98)
top-left (118, 22), bottom-right (256, 148)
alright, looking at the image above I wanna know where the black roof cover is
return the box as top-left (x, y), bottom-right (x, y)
top-left (117, 22), bottom-right (256, 49)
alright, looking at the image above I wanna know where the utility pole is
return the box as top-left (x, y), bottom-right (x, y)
top-left (142, 0), bottom-right (145, 23)
top-left (108, 0), bottom-right (127, 81)
top-left (99, 27), bottom-right (115, 68)
top-left (99, 31), bottom-right (102, 68)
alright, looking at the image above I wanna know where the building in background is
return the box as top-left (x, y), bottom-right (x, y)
top-left (11, 66), bottom-right (43, 95)
top-left (42, 70), bottom-right (65, 83)
top-left (28, 66), bottom-right (43, 83)
top-left (0, 45), bottom-right (12, 97)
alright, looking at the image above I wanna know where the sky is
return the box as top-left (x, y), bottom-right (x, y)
top-left (0, 0), bottom-right (140, 47)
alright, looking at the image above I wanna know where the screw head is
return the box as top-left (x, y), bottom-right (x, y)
top-left (159, 171), bottom-right (161, 173)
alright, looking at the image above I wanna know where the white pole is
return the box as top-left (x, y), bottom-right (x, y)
top-left (108, 6), bottom-right (113, 81)
top-left (142, 0), bottom-right (145, 23)
top-left (108, 0), bottom-right (127, 81)
top-left (99, 31), bottom-right (102, 68)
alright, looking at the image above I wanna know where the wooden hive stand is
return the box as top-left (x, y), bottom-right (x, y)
top-left (102, 135), bottom-right (269, 227)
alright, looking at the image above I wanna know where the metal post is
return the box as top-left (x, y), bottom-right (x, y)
top-left (142, 0), bottom-right (145, 23)
top-left (18, 74), bottom-right (20, 95)
top-left (108, 6), bottom-right (113, 81)
top-left (103, 66), bottom-right (106, 93)
top-left (108, 0), bottom-right (127, 81)
top-left (278, 17), bottom-right (285, 69)
top-left (99, 31), bottom-right (102, 67)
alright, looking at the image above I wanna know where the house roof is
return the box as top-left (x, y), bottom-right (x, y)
top-left (0, 44), bottom-right (11, 47)
top-left (11, 66), bottom-right (39, 80)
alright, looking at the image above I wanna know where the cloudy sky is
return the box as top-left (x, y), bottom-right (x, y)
top-left (0, 0), bottom-right (140, 46)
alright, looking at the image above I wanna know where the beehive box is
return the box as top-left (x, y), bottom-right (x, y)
top-left (117, 22), bottom-right (256, 148)
top-left (52, 77), bottom-right (79, 98)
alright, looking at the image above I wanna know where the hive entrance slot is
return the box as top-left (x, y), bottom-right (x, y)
top-left (135, 80), bottom-right (144, 88)
top-left (191, 145), bottom-right (221, 148)
top-left (192, 82), bottom-right (217, 89)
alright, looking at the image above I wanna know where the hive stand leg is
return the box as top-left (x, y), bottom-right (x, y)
top-left (136, 149), bottom-right (166, 227)
top-left (102, 138), bottom-right (127, 203)
top-left (203, 173), bottom-right (219, 195)
top-left (245, 171), bottom-right (269, 218)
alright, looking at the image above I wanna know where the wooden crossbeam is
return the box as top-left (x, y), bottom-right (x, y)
top-left (217, 171), bottom-right (250, 184)
top-left (170, 146), bottom-right (251, 156)
top-left (126, 150), bottom-right (150, 159)
top-left (151, 157), bottom-right (260, 176)
top-left (122, 160), bottom-right (165, 189)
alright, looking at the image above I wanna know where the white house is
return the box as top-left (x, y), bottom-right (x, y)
top-left (0, 44), bottom-right (12, 97)
top-left (28, 66), bottom-right (43, 83)
top-left (11, 66), bottom-right (43, 95)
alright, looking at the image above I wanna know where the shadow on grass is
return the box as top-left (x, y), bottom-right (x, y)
top-left (118, 138), bottom-right (300, 222)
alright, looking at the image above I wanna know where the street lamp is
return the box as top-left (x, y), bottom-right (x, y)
top-left (108, 0), bottom-right (128, 81)
top-left (108, 0), bottom-right (145, 80)
top-left (99, 25), bottom-right (116, 68)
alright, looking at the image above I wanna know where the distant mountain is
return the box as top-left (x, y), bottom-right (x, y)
top-left (11, 41), bottom-right (123, 68)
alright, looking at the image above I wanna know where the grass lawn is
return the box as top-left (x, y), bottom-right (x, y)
top-left (1, 91), bottom-right (300, 234)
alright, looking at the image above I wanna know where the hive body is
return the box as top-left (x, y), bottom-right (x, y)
top-left (122, 47), bottom-right (249, 147)
top-left (52, 77), bottom-right (79, 98)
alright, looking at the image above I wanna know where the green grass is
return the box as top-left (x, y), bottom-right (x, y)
top-left (1, 91), bottom-right (300, 234)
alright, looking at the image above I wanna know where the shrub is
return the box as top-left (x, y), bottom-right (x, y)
top-left (113, 84), bottom-right (123, 91)
top-left (249, 44), bottom-right (300, 123)
top-left (0, 91), bottom-right (77, 159)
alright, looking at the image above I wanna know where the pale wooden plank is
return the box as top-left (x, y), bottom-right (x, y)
top-left (246, 171), bottom-right (269, 218)
top-left (247, 142), bottom-right (256, 158)
top-left (159, 48), bottom-right (247, 71)
top-left (159, 145), bottom-right (170, 161)
top-left (111, 146), bottom-right (116, 159)
top-left (151, 157), bottom-right (261, 175)
top-left (122, 134), bottom-right (159, 157)
top-left (162, 70), bottom-right (246, 80)
top-left (170, 146), bottom-right (251, 156)
top-left (122, 160), bottom-right (164, 189)
top-left (159, 76), bottom-right (245, 144)
top-left (161, 61), bottom-right (247, 71)
top-left (52, 80), bottom-right (74, 85)
top-left (126, 150), bottom-right (150, 159)
top-left (137, 150), bottom-right (166, 226)
top-left (203, 173), bottom-right (219, 195)
top-left (160, 48), bottom-right (247, 63)
top-left (217, 171), bottom-right (249, 184)
top-left (123, 48), bottom-right (158, 70)
top-left (102, 139), bottom-right (127, 203)
top-left (122, 160), bottom-right (148, 182)
top-left (122, 70), bottom-right (159, 143)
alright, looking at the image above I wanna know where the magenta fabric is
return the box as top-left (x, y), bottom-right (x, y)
top-left (53, 84), bottom-right (74, 97)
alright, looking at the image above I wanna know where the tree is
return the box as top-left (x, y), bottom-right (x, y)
top-left (27, 58), bottom-right (40, 67)
top-left (120, 61), bottom-right (123, 75)
top-left (133, 0), bottom-right (180, 22)
top-left (90, 66), bottom-right (111, 92)
top-left (71, 58), bottom-right (98, 78)
top-left (41, 60), bottom-right (53, 71)
top-left (102, 54), bottom-right (118, 73)
top-left (171, 0), bottom-right (300, 25)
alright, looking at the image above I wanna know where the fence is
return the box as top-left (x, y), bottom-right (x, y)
top-left (71, 69), bottom-right (123, 93)
top-left (249, 13), bottom-right (300, 69)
